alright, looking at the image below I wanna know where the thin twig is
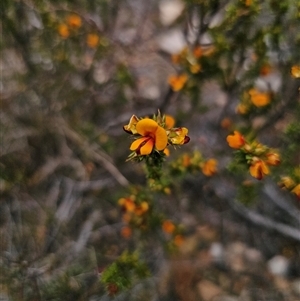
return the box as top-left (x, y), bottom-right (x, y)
top-left (228, 198), bottom-right (300, 241)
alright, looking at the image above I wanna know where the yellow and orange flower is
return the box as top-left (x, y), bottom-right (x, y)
top-left (279, 176), bottom-right (295, 189)
top-left (130, 119), bottom-right (168, 155)
top-left (118, 197), bottom-right (136, 212)
top-left (168, 74), bottom-right (188, 92)
top-left (249, 89), bottom-right (271, 107)
top-left (87, 33), bottom-right (100, 48)
top-left (291, 184), bottom-right (300, 198)
top-left (66, 14), bottom-right (82, 29)
top-left (169, 127), bottom-right (190, 145)
top-left (202, 159), bottom-right (218, 176)
top-left (226, 131), bottom-right (245, 149)
top-left (162, 220), bottom-right (175, 234)
top-left (249, 158), bottom-right (269, 180)
top-left (265, 152), bottom-right (280, 166)
top-left (123, 115), bottom-right (139, 134)
top-left (134, 201), bottom-right (149, 216)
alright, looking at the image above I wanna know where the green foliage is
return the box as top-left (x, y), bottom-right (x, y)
top-left (101, 251), bottom-right (150, 295)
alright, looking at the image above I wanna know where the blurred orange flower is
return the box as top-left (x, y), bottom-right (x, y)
top-left (190, 63), bottom-right (201, 74)
top-left (174, 235), bottom-right (184, 247)
top-left (57, 24), bottom-right (70, 38)
top-left (226, 131), bottom-right (245, 149)
top-left (193, 46), bottom-right (203, 58)
top-left (165, 115), bottom-right (175, 129)
top-left (279, 176), bottom-right (295, 189)
top-left (130, 119), bottom-right (168, 155)
top-left (118, 197), bottom-right (136, 212)
top-left (202, 159), bottom-right (218, 176)
top-left (249, 159), bottom-right (269, 180)
top-left (66, 14), bottom-right (82, 29)
top-left (162, 220), bottom-right (175, 234)
top-left (249, 89), bottom-right (271, 107)
top-left (121, 226), bottom-right (132, 238)
top-left (87, 33), bottom-right (100, 48)
top-left (168, 74), bottom-right (188, 91)
top-left (266, 152), bottom-right (280, 166)
top-left (291, 184), bottom-right (300, 198)
top-left (134, 202), bottom-right (149, 216)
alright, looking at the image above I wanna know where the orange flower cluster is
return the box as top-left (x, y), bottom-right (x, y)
top-left (168, 45), bottom-right (215, 91)
top-left (279, 176), bottom-right (300, 199)
top-left (57, 14), bottom-right (100, 48)
top-left (227, 131), bottom-right (280, 180)
top-left (162, 220), bottom-right (184, 247)
top-left (236, 88), bottom-right (272, 114)
top-left (123, 112), bottom-right (190, 161)
top-left (170, 151), bottom-right (218, 177)
top-left (118, 195), bottom-right (150, 237)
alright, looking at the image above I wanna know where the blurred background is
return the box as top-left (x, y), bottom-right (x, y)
top-left (1, 0), bottom-right (300, 300)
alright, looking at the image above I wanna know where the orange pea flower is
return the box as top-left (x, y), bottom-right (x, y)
top-left (249, 89), bottom-right (271, 107)
top-left (168, 74), bottom-right (188, 91)
top-left (202, 159), bottom-right (218, 176)
top-left (57, 24), bottom-right (70, 38)
top-left (130, 119), bottom-right (168, 155)
top-left (134, 202), bottom-right (149, 216)
top-left (266, 152), bottom-right (280, 166)
top-left (249, 158), bottom-right (269, 180)
top-left (118, 197), bottom-right (136, 212)
top-left (291, 184), bottom-right (300, 198)
top-left (162, 220), bottom-right (175, 234)
top-left (66, 14), bottom-right (82, 29)
top-left (279, 176), bottom-right (295, 189)
top-left (226, 131), bottom-right (245, 149)
top-left (87, 33), bottom-right (100, 48)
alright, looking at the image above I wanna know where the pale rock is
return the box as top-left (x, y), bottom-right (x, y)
top-left (210, 242), bottom-right (225, 264)
top-left (157, 29), bottom-right (186, 54)
top-left (225, 242), bottom-right (247, 272)
top-left (197, 279), bottom-right (223, 301)
top-left (291, 278), bottom-right (300, 297)
top-left (159, 0), bottom-right (185, 26)
top-left (267, 255), bottom-right (289, 277)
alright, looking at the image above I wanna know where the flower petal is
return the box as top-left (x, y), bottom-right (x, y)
top-left (136, 119), bottom-right (158, 136)
top-left (155, 126), bottom-right (168, 151)
top-left (130, 137), bottom-right (149, 151)
top-left (140, 139), bottom-right (154, 155)
top-left (165, 115), bottom-right (175, 129)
